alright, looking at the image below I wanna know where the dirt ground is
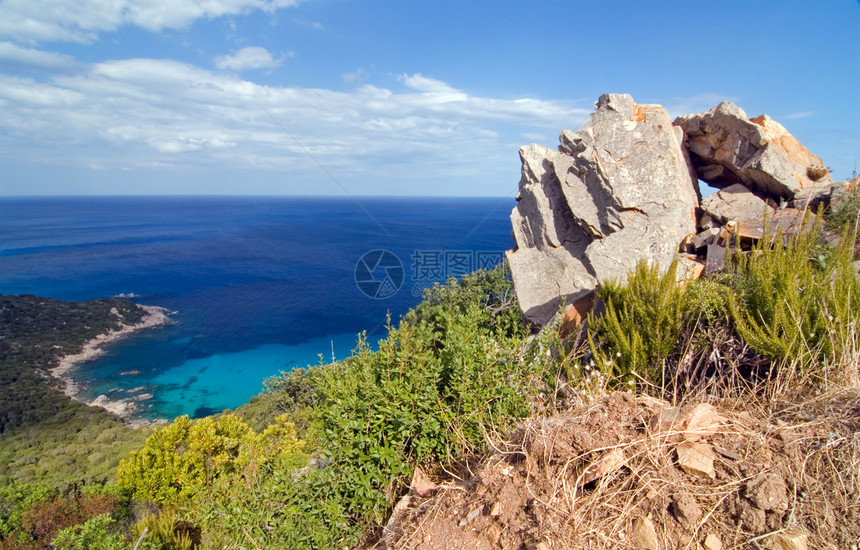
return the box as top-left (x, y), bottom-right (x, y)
top-left (377, 390), bottom-right (860, 550)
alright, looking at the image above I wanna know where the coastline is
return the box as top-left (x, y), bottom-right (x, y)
top-left (50, 304), bottom-right (173, 427)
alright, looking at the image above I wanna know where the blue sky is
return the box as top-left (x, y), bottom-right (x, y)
top-left (0, 0), bottom-right (857, 196)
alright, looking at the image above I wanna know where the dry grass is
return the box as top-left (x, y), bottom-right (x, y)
top-left (380, 387), bottom-right (860, 550)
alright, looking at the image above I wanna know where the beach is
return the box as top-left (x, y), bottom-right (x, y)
top-left (50, 304), bottom-right (172, 425)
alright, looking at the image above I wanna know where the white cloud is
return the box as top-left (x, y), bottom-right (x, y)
top-left (0, 0), bottom-right (299, 43)
top-left (0, 58), bottom-right (589, 193)
top-left (214, 46), bottom-right (287, 71)
top-left (399, 73), bottom-right (460, 94)
top-left (0, 41), bottom-right (78, 71)
top-left (784, 111), bottom-right (815, 120)
top-left (342, 68), bottom-right (366, 84)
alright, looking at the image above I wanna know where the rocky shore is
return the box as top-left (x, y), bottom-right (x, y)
top-left (49, 304), bottom-right (172, 426)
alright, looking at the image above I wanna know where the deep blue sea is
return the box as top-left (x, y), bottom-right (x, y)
top-left (0, 196), bottom-right (515, 420)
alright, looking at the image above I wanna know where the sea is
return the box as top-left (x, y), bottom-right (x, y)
top-left (0, 196), bottom-right (516, 421)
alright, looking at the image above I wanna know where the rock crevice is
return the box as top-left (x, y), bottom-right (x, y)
top-left (509, 93), bottom-right (699, 325)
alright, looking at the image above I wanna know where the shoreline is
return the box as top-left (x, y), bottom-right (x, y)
top-left (49, 304), bottom-right (173, 428)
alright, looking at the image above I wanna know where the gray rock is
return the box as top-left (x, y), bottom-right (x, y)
top-left (830, 174), bottom-right (860, 212)
top-left (509, 94), bottom-right (699, 325)
top-left (675, 102), bottom-right (832, 200)
top-left (691, 227), bottom-right (721, 249)
top-left (700, 183), bottom-right (774, 225)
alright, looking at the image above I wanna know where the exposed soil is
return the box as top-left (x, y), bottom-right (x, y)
top-left (378, 390), bottom-right (860, 550)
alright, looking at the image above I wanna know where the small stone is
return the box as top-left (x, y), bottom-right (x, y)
top-left (558, 290), bottom-right (598, 337)
top-left (535, 543), bottom-right (550, 550)
top-left (670, 493), bottom-right (702, 528)
top-left (409, 466), bottom-right (437, 497)
top-left (705, 243), bottom-right (727, 273)
top-left (770, 530), bottom-right (808, 550)
top-left (466, 506), bottom-right (484, 523)
top-left (582, 448), bottom-right (626, 484)
top-left (490, 501), bottom-right (502, 517)
top-left (746, 474), bottom-right (789, 512)
top-left (691, 227), bottom-right (721, 249)
top-left (712, 445), bottom-right (740, 461)
top-left (631, 516), bottom-right (659, 550)
top-left (676, 255), bottom-right (705, 285)
top-left (677, 442), bottom-right (716, 479)
top-left (703, 533), bottom-right (722, 550)
top-left (650, 407), bottom-right (685, 432)
top-left (684, 403), bottom-right (726, 441)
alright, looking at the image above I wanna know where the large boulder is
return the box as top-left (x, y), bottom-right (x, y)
top-left (509, 93), bottom-right (700, 325)
top-left (675, 102), bottom-right (832, 200)
top-left (700, 183), bottom-right (774, 225)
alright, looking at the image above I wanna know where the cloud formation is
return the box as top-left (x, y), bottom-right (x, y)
top-left (0, 53), bottom-right (588, 193)
top-left (0, 41), bottom-right (78, 72)
top-left (784, 111), bottom-right (815, 120)
top-left (214, 46), bottom-right (289, 71)
top-left (0, 0), bottom-right (299, 43)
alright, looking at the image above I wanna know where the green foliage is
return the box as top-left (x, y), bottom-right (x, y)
top-left (255, 366), bottom-right (325, 439)
top-left (117, 413), bottom-right (301, 506)
top-left (589, 260), bottom-right (691, 383)
top-left (51, 514), bottom-right (126, 550)
top-left (725, 222), bottom-right (860, 374)
top-left (0, 413), bottom-right (151, 488)
top-left (582, 216), bottom-right (859, 392)
top-left (133, 509), bottom-right (196, 550)
top-left (114, 265), bottom-right (547, 549)
top-left (309, 269), bottom-right (532, 531)
top-left (0, 485), bottom-right (51, 538)
top-left (0, 488), bottom-right (125, 549)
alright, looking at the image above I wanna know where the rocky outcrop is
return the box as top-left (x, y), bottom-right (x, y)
top-left (675, 102), bottom-right (832, 200)
top-left (508, 93), bottom-right (700, 325)
top-left (700, 183), bottom-right (773, 225)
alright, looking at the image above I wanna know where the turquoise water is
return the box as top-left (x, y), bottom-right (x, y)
top-left (0, 196), bottom-right (514, 419)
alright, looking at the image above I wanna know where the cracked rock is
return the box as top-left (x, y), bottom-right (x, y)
top-left (509, 93), bottom-right (700, 325)
top-left (675, 101), bottom-right (832, 200)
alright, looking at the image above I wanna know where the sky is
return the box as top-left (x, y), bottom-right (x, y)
top-left (0, 0), bottom-right (858, 197)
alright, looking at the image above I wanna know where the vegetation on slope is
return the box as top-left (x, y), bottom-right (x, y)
top-left (0, 193), bottom-right (857, 549)
top-left (0, 295), bottom-right (144, 435)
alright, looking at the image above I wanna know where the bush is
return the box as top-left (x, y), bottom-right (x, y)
top-left (726, 221), bottom-right (860, 382)
top-left (116, 414), bottom-right (306, 507)
top-left (51, 514), bottom-right (126, 550)
top-left (588, 260), bottom-right (691, 384)
top-left (114, 265), bottom-right (550, 548)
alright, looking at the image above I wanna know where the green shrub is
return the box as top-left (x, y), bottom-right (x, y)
top-left (116, 414), bottom-right (306, 507)
top-left (51, 514), bottom-right (126, 550)
top-left (301, 270), bottom-right (536, 539)
top-left (132, 265), bottom-right (546, 549)
top-left (0, 484), bottom-right (51, 538)
top-left (726, 221), bottom-right (860, 380)
top-left (588, 260), bottom-right (691, 384)
top-left (133, 509), bottom-right (196, 550)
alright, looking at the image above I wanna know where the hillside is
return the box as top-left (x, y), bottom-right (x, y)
top-left (0, 295), bottom-right (164, 487)
top-left (1, 95), bottom-right (859, 549)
